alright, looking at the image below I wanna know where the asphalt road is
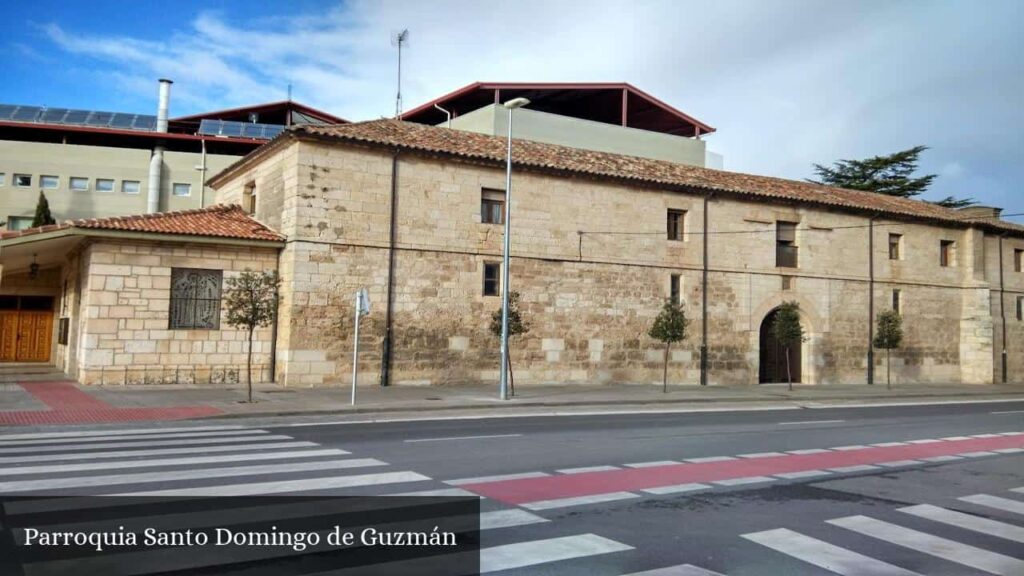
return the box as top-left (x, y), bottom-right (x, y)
top-left (0, 400), bottom-right (1022, 575)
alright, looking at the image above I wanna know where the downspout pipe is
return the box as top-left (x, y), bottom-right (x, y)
top-left (147, 79), bottom-right (172, 214)
top-left (998, 234), bottom-right (1008, 383)
top-left (380, 149), bottom-right (401, 387)
top-left (700, 193), bottom-right (711, 386)
top-left (434, 104), bottom-right (452, 129)
top-left (867, 214), bottom-right (876, 385)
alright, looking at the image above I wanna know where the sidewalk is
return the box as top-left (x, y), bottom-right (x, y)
top-left (2, 377), bottom-right (1022, 426)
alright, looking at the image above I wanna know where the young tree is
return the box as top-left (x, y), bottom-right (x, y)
top-left (489, 291), bottom-right (530, 396)
top-left (31, 191), bottom-right (56, 228)
top-left (648, 299), bottom-right (689, 393)
top-left (873, 310), bottom-right (903, 390)
top-left (771, 301), bottom-right (806, 391)
top-left (224, 270), bottom-right (280, 403)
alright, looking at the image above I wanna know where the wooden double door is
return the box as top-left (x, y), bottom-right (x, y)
top-left (0, 296), bottom-right (54, 362)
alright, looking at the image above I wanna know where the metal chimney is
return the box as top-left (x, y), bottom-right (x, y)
top-left (148, 78), bottom-right (172, 213)
top-left (156, 78), bottom-right (172, 133)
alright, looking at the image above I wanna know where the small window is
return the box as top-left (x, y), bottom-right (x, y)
top-left (781, 275), bottom-right (793, 291)
top-left (1015, 249), bottom-right (1023, 273)
top-left (776, 221), bottom-right (798, 268)
top-left (40, 175), bottom-right (59, 189)
top-left (483, 262), bottom-right (501, 296)
top-left (14, 174), bottom-right (31, 187)
top-left (892, 289), bottom-right (901, 314)
top-left (122, 180), bottom-right (140, 194)
top-left (57, 318), bottom-right (70, 345)
top-left (172, 183), bottom-right (191, 197)
top-left (1018, 296), bottom-right (1023, 322)
top-left (70, 177), bottom-right (89, 191)
top-left (6, 216), bottom-right (34, 231)
top-left (939, 240), bottom-right (955, 267)
top-left (481, 189), bottom-right (505, 225)
top-left (95, 178), bottom-right (114, 192)
top-left (888, 234), bottom-right (902, 260)
top-left (169, 268), bottom-right (223, 330)
top-left (244, 183), bottom-right (257, 214)
top-left (667, 209), bottom-right (685, 241)
top-left (670, 274), bottom-right (681, 304)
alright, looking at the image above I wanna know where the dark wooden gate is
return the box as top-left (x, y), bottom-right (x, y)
top-left (759, 308), bottom-right (801, 384)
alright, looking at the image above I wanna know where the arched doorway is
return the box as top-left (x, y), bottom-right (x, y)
top-left (759, 308), bottom-right (801, 384)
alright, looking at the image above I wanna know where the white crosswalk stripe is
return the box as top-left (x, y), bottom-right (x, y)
top-left (0, 440), bottom-right (323, 464)
top-left (899, 504), bottom-right (1024, 543)
top-left (621, 564), bottom-right (727, 575)
top-left (827, 514), bottom-right (1024, 575)
top-left (479, 533), bottom-right (633, 572)
top-left (0, 424), bottom-right (246, 441)
top-left (0, 428), bottom-right (269, 447)
top-left (0, 434), bottom-right (298, 454)
top-left (743, 528), bottom-right (921, 575)
top-left (960, 493), bottom-right (1024, 516)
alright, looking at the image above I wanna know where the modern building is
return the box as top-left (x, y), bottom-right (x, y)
top-left (0, 79), bottom-right (345, 230)
top-left (3, 117), bottom-right (1021, 386)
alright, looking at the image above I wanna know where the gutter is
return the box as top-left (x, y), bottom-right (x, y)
top-left (700, 192), bottom-right (712, 386)
top-left (867, 214), bottom-right (877, 385)
top-left (1, 228), bottom-right (286, 249)
top-left (998, 234), bottom-right (1008, 383)
top-left (380, 149), bottom-right (401, 387)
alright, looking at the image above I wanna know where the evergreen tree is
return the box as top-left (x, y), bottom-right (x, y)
top-left (809, 146), bottom-right (936, 198)
top-left (770, 301), bottom-right (806, 391)
top-left (224, 270), bottom-right (280, 402)
top-left (932, 196), bottom-right (977, 209)
top-left (489, 291), bottom-right (530, 396)
top-left (31, 191), bottom-right (56, 227)
top-left (648, 299), bottom-right (689, 393)
top-left (873, 310), bottom-right (903, 390)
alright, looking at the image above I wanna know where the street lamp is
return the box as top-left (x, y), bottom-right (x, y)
top-left (499, 97), bottom-right (530, 401)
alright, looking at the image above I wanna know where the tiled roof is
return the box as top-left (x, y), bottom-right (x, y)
top-left (1, 204), bottom-right (284, 242)
top-left (272, 119), bottom-right (1021, 234)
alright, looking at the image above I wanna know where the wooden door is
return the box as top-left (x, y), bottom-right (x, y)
top-left (0, 311), bottom-right (17, 362)
top-left (759, 308), bottom-right (801, 384)
top-left (16, 312), bottom-right (53, 362)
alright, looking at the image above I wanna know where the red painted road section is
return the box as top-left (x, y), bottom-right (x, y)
top-left (462, 433), bottom-right (1024, 504)
top-left (0, 381), bottom-right (222, 426)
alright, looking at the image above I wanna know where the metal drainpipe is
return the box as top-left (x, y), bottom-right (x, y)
top-left (700, 193), bottom-right (710, 386)
top-left (269, 272), bottom-right (280, 383)
top-left (867, 215), bottom-right (876, 385)
top-left (379, 149), bottom-right (401, 387)
top-left (998, 234), bottom-right (1008, 383)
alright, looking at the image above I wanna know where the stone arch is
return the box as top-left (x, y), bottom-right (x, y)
top-left (750, 294), bottom-right (824, 385)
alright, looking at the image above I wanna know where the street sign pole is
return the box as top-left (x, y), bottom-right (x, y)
top-left (350, 288), bottom-right (370, 406)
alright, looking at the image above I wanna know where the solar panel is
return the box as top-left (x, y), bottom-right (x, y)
top-left (0, 104), bottom-right (17, 121)
top-left (86, 111), bottom-right (115, 127)
top-left (108, 113), bottom-right (135, 129)
top-left (199, 119), bottom-right (283, 140)
top-left (11, 106), bottom-right (43, 122)
top-left (63, 109), bottom-right (89, 124)
top-left (0, 104), bottom-right (158, 131)
top-left (130, 115), bottom-right (157, 131)
top-left (40, 108), bottom-right (69, 123)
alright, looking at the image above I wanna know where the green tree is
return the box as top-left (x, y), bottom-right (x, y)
top-left (224, 270), bottom-right (280, 402)
top-left (873, 309), bottom-right (904, 390)
top-left (771, 301), bottom-right (806, 391)
top-left (648, 299), bottom-right (689, 393)
top-left (31, 191), bottom-right (56, 228)
top-left (932, 195), bottom-right (977, 209)
top-left (489, 291), bottom-right (530, 396)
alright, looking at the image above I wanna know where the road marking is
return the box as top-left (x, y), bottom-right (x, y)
top-left (920, 455), bottom-right (963, 462)
top-left (557, 465), bottom-right (621, 474)
top-left (738, 452), bottom-right (786, 458)
top-left (872, 442), bottom-right (908, 447)
top-left (0, 434), bottom-right (297, 455)
top-left (828, 464), bottom-right (881, 473)
top-left (743, 527), bottom-right (921, 575)
top-left (787, 448), bottom-right (831, 455)
top-left (993, 448), bottom-right (1024, 454)
top-left (775, 470), bottom-right (831, 480)
top-left (642, 483), bottom-right (712, 495)
top-left (0, 441), bottom-right (323, 465)
top-left (906, 439), bottom-right (942, 444)
top-left (831, 445), bottom-right (870, 451)
top-left (899, 504), bottom-right (1024, 543)
top-left (622, 564), bottom-right (728, 575)
top-left (522, 491), bottom-right (640, 511)
top-left (391, 488), bottom-right (479, 497)
top-left (684, 456), bottom-right (737, 463)
top-left (625, 460), bottom-right (679, 468)
top-left (828, 515), bottom-right (1024, 575)
top-left (778, 419), bottom-right (845, 425)
top-left (0, 428), bottom-right (268, 447)
top-left (992, 410), bottom-right (1024, 414)
top-left (116, 471), bottom-right (431, 497)
top-left (957, 451), bottom-right (998, 457)
top-left (972, 433), bottom-right (1003, 438)
top-left (998, 431), bottom-right (1024, 435)
top-left (877, 460), bottom-right (922, 467)
top-left (960, 494), bottom-right (1024, 515)
top-left (0, 458), bottom-right (386, 493)
top-left (0, 424), bottom-right (245, 441)
top-left (479, 533), bottom-right (632, 573)
top-left (0, 448), bottom-right (348, 476)
top-left (446, 471), bottom-right (549, 485)
top-left (941, 436), bottom-right (972, 441)
top-left (713, 476), bottom-right (774, 486)
top-left (479, 509), bottom-right (549, 530)
top-left (404, 434), bottom-right (522, 443)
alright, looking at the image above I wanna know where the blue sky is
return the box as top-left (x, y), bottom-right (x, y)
top-left (2, 0), bottom-right (1022, 216)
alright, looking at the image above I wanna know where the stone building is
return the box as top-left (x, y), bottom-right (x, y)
top-left (1, 119), bottom-right (1022, 387)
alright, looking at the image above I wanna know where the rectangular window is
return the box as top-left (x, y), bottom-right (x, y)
top-left (95, 178), bottom-right (114, 192)
top-left (244, 183), bottom-right (257, 214)
top-left (892, 289), bottom-right (901, 314)
top-left (40, 175), bottom-right (59, 189)
top-left (1018, 296), bottom-right (1023, 322)
top-left (667, 209), bottom-right (686, 241)
top-left (1015, 249), bottom-right (1023, 273)
top-left (776, 221), bottom-right (798, 268)
top-left (6, 216), bottom-right (34, 231)
top-left (670, 274), bottom-right (681, 304)
top-left (70, 177), bottom-right (89, 191)
top-left (483, 262), bottom-right (501, 296)
top-left (940, 240), bottom-right (955, 267)
top-left (14, 174), bottom-right (31, 187)
top-left (169, 268), bottom-right (223, 330)
top-left (888, 234), bottom-right (902, 260)
top-left (781, 275), bottom-right (793, 291)
top-left (57, 318), bottom-right (70, 345)
top-left (481, 189), bottom-right (505, 224)
top-left (122, 180), bottom-right (140, 194)
top-left (172, 183), bottom-right (191, 197)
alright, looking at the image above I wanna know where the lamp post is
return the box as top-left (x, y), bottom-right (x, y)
top-left (499, 97), bottom-right (530, 401)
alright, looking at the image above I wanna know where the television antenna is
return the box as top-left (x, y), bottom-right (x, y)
top-left (392, 29), bottom-right (410, 118)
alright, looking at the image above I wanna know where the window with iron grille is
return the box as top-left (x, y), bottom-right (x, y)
top-left (169, 268), bottom-right (223, 329)
top-left (670, 274), bottom-right (681, 304)
top-left (888, 234), bottom-right (902, 260)
top-left (667, 209), bottom-right (685, 241)
top-left (483, 262), bottom-right (501, 296)
top-left (776, 221), bottom-right (798, 268)
top-left (940, 240), bottom-right (955, 267)
top-left (481, 189), bottom-right (505, 224)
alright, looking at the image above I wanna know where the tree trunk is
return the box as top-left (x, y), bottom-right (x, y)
top-left (886, 348), bottom-right (891, 390)
top-left (247, 326), bottom-right (254, 403)
top-left (785, 346), bottom-right (792, 391)
top-left (663, 342), bottom-right (670, 393)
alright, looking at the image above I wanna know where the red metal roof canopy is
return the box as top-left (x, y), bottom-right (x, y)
top-left (402, 82), bottom-right (714, 137)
